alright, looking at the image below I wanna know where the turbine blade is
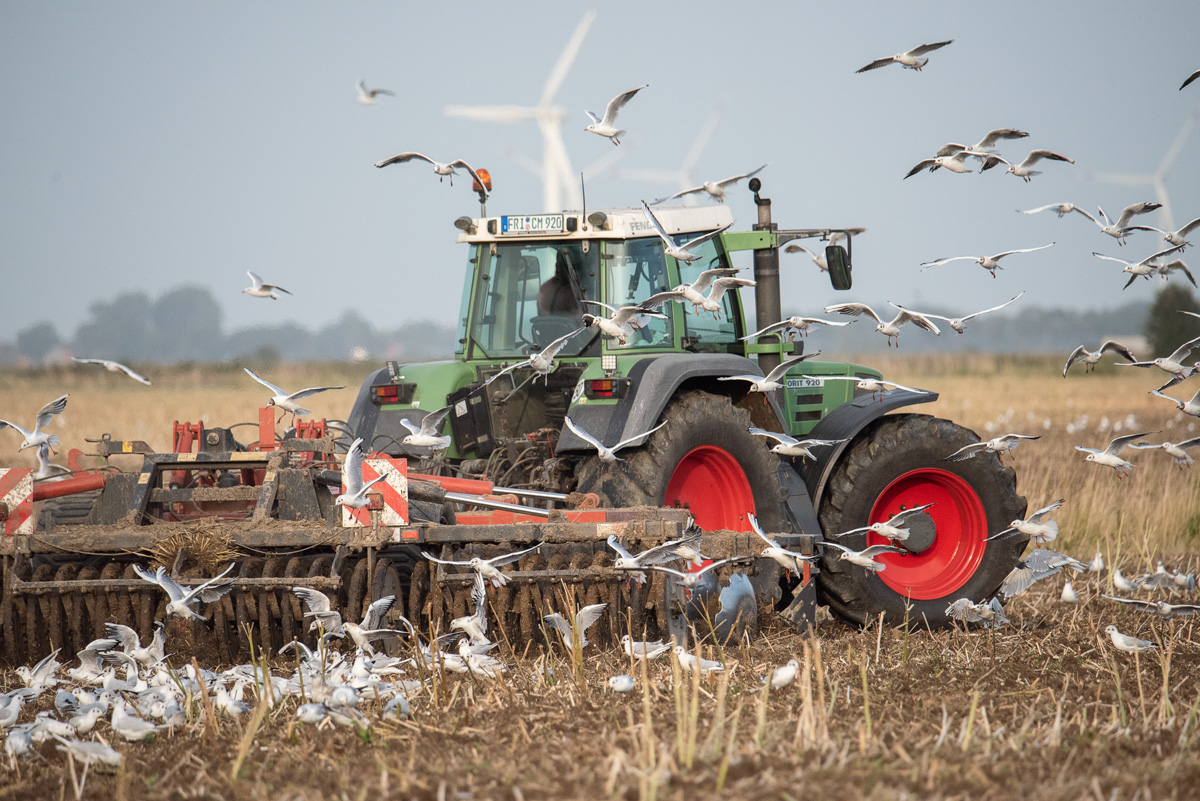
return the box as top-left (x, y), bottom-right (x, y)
top-left (444, 105), bottom-right (536, 123)
top-left (540, 10), bottom-right (595, 108)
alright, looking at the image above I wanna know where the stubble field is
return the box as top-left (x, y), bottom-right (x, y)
top-left (0, 355), bottom-right (1198, 800)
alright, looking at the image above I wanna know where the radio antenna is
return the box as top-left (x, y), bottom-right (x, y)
top-left (580, 172), bottom-right (587, 228)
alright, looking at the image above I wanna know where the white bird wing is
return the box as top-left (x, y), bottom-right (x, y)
top-left (564, 415), bottom-right (607, 452)
top-left (824, 302), bottom-right (882, 324)
top-left (606, 535), bottom-right (635, 561)
top-left (681, 221), bottom-right (735, 254)
top-left (584, 109), bottom-right (601, 124)
top-left (287, 384), bottom-right (345, 402)
top-left (611, 420), bottom-right (668, 453)
top-left (1106, 431), bottom-right (1158, 456)
top-left (974, 128), bottom-right (1029, 149)
top-left (958, 292), bottom-right (1025, 322)
top-left (640, 200), bottom-right (679, 248)
top-left (1021, 150), bottom-right (1073, 168)
top-left (1074, 446), bottom-right (1102, 455)
top-left (243, 367), bottom-right (286, 397)
top-left (104, 622), bottom-right (140, 652)
top-left (374, 151), bottom-right (435, 169)
top-left (34, 394), bottom-right (70, 431)
top-left (748, 425), bottom-right (800, 448)
top-left (600, 84), bottom-right (647, 127)
top-left (1167, 335), bottom-right (1200, 364)
top-left (110, 362), bottom-right (151, 385)
top-left (705, 276), bottom-right (756, 304)
top-left (1026, 499), bottom-right (1065, 524)
top-left (652, 185), bottom-right (705, 204)
top-left (247, 270), bottom-right (266, 290)
top-left (920, 255), bottom-right (977, 269)
top-left (0, 418), bottom-right (31, 438)
top-left (891, 308), bottom-right (941, 335)
top-left (343, 438), bottom-right (365, 495)
top-left (903, 158), bottom-right (938, 178)
top-left (717, 164), bottom-right (766, 186)
top-left (539, 327), bottom-right (588, 360)
top-left (1174, 217), bottom-right (1200, 238)
top-left (1115, 202), bottom-right (1162, 229)
top-left (187, 562), bottom-right (237, 603)
top-left (748, 512), bottom-right (780, 549)
top-left (908, 40), bottom-right (953, 56)
top-left (761, 352), bottom-right (822, 384)
top-left (783, 242), bottom-right (815, 257)
top-left (542, 613), bottom-right (573, 643)
top-left (687, 266), bottom-right (741, 294)
top-left (889, 301), bottom-right (950, 324)
top-left (574, 604), bottom-right (607, 635)
top-left (361, 595), bottom-right (396, 630)
top-left (1017, 203), bottom-right (1060, 215)
top-left (421, 551), bottom-right (473, 567)
top-left (148, 565), bottom-right (187, 603)
top-left (857, 55), bottom-right (898, 73)
top-left (580, 299), bottom-right (619, 316)
top-left (292, 587), bottom-right (332, 615)
top-left (486, 543), bottom-right (542, 568)
top-left (1092, 251), bottom-right (1132, 267)
top-left (643, 564), bottom-right (688, 580)
top-left (945, 442), bottom-right (985, 461)
top-left (860, 544), bottom-right (907, 557)
top-left (993, 243), bottom-right (1054, 260)
top-left (445, 160), bottom-right (489, 196)
top-left (420, 405), bottom-right (453, 437)
top-left (740, 320), bottom-right (794, 341)
top-left (1062, 346), bottom-right (1088, 376)
top-left (1096, 341), bottom-right (1135, 363)
top-left (399, 418), bottom-right (422, 436)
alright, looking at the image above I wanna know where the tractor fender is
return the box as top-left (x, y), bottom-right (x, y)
top-left (556, 353), bottom-right (785, 454)
top-left (796, 389), bottom-right (939, 508)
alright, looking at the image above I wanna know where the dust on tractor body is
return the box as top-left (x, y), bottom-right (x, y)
top-left (0, 181), bottom-right (1026, 665)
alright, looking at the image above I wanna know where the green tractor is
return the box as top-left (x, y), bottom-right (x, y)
top-left (348, 180), bottom-right (1026, 628)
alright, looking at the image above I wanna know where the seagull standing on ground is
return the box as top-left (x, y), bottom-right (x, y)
top-left (921, 245), bottom-right (1054, 277)
top-left (824, 302), bottom-right (940, 346)
top-left (244, 367), bottom-right (344, 423)
top-left (374, 152), bottom-right (490, 197)
top-left (1076, 431), bottom-right (1158, 477)
top-left (584, 85), bottom-right (648, 144)
top-left (980, 150), bottom-right (1074, 181)
top-left (356, 80), bottom-right (395, 105)
top-left (335, 437), bottom-right (390, 510)
top-left (856, 40), bottom-right (953, 73)
top-left (0, 394), bottom-right (69, 453)
top-left (1105, 625), bottom-right (1158, 654)
top-left (1062, 341), bottom-right (1137, 376)
top-left (71, 357), bottom-right (152, 385)
top-left (242, 271), bottom-right (292, 299)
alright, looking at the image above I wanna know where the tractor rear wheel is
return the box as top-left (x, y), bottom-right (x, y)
top-left (816, 414), bottom-right (1026, 628)
top-left (573, 390), bottom-right (788, 533)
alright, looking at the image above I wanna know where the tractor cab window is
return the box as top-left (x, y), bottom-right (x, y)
top-left (678, 236), bottom-right (739, 346)
top-left (602, 237), bottom-right (675, 349)
top-left (468, 241), bottom-right (598, 359)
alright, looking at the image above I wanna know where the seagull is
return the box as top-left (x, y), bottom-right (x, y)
top-left (110, 700), bottom-right (163, 742)
top-left (450, 573), bottom-right (489, 645)
top-left (344, 596), bottom-right (413, 654)
top-left (1089, 552), bottom-right (1105, 573)
top-left (748, 512), bottom-right (820, 576)
top-left (1092, 246), bottom-right (1187, 288)
top-left (1104, 596), bottom-right (1200, 618)
top-left (580, 299), bottom-right (669, 345)
top-left (607, 530), bottom-right (704, 585)
top-left (291, 587), bottom-right (345, 637)
top-left (584, 84), bottom-right (647, 144)
top-left (105, 622), bottom-right (165, 668)
top-left (999, 548), bottom-right (1087, 599)
top-left (824, 302), bottom-right (940, 346)
top-left (16, 649), bottom-right (62, 690)
top-left (856, 40), bottom-right (953, 73)
top-left (1017, 202), bottom-right (1098, 223)
top-left (640, 200), bottom-right (734, 264)
top-left (747, 427), bottom-right (845, 461)
top-left (936, 129), bottom-right (1030, 160)
top-left (1094, 202), bottom-right (1163, 244)
top-left (653, 165), bottom-right (767, 204)
top-left (1126, 216), bottom-right (1200, 250)
top-left (986, 499), bottom-right (1064, 545)
top-left (66, 639), bottom-right (117, 685)
top-left (563, 415), bottom-right (666, 463)
top-left (766, 659), bottom-right (800, 690)
top-left (355, 80), bottom-right (395, 105)
top-left (53, 734), bottom-right (123, 768)
top-left (832, 503), bottom-right (936, 544)
top-left (1152, 258), bottom-right (1197, 286)
top-left (0, 394), bottom-right (69, 452)
top-left (243, 367), bottom-right (344, 422)
top-left (740, 316), bottom-right (853, 342)
top-left (399, 405), bottom-right (453, 451)
top-left (33, 443), bottom-right (71, 482)
top-left (374, 152), bottom-right (490, 196)
top-left (1062, 341), bottom-right (1138, 376)
top-left (71, 357), bottom-right (152, 385)
top-left (1147, 389), bottom-right (1200, 418)
top-left (945, 433), bottom-right (1040, 464)
top-left (716, 352), bottom-right (824, 394)
top-left (804, 375), bottom-right (930, 401)
top-left (673, 645), bottom-right (724, 675)
top-left (621, 636), bottom-right (671, 660)
top-left (892, 293), bottom-right (1025, 333)
top-left (1105, 625), bottom-right (1157, 654)
top-left (980, 150), bottom-right (1074, 181)
top-left (1130, 434), bottom-right (1200, 467)
top-left (543, 603), bottom-right (608, 650)
top-left (816, 541), bottom-right (907, 572)
top-left (904, 148), bottom-right (992, 178)
top-left (242, 270), bottom-right (292, 299)
top-left (335, 437), bottom-right (390, 510)
top-left (1114, 335), bottom-right (1200, 382)
top-left (921, 245), bottom-right (1054, 277)
top-left (643, 558), bottom-right (744, 591)
top-left (782, 229), bottom-right (866, 272)
top-left (1182, 69), bottom-right (1200, 90)
top-left (608, 675), bottom-right (636, 693)
top-left (132, 562), bottom-right (236, 621)
top-left (482, 327), bottom-right (587, 388)
top-left (1112, 568), bottom-right (1137, 593)
top-left (423, 543), bottom-right (542, 589)
top-left (1061, 580), bottom-right (1079, 603)
top-left (1136, 561), bottom-right (1187, 591)
top-left (698, 276), bottom-right (756, 318)
top-left (1075, 431), bottom-right (1158, 477)
top-left (945, 597), bottom-right (1008, 628)
top-left (669, 266), bottom-right (742, 314)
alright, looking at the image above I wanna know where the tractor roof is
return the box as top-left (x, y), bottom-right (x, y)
top-left (455, 204), bottom-right (735, 244)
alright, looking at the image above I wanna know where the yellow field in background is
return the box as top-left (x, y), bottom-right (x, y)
top-left (1, 355), bottom-right (1196, 558)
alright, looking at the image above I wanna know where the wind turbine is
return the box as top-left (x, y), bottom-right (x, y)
top-left (445, 11), bottom-right (595, 212)
top-left (1087, 107), bottom-right (1200, 233)
top-left (613, 103), bottom-right (725, 204)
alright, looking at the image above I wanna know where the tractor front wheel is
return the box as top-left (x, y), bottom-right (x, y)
top-left (817, 414), bottom-right (1027, 628)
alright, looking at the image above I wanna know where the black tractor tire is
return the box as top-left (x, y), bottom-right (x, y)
top-left (573, 390), bottom-right (789, 533)
top-left (816, 414), bottom-right (1027, 629)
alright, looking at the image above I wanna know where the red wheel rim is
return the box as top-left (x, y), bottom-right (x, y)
top-left (664, 445), bottom-right (755, 532)
top-left (867, 468), bottom-right (987, 600)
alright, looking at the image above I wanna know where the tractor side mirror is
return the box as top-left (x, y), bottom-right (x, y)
top-left (826, 245), bottom-right (852, 290)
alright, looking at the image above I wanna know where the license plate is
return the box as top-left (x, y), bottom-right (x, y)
top-left (786, 377), bottom-right (824, 389)
top-left (501, 214), bottom-right (564, 234)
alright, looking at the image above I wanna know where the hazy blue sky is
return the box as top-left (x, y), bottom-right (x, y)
top-left (3, 2), bottom-right (1199, 345)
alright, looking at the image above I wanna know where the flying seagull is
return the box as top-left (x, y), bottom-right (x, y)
top-left (816, 540), bottom-right (907, 572)
top-left (748, 426), bottom-right (845, 461)
top-left (71, 357), bottom-right (152, 385)
top-left (1126, 216), bottom-right (1200, 250)
top-left (716, 352), bottom-right (823, 393)
top-left (804, 375), bottom-right (930, 401)
top-left (945, 597), bottom-right (1008, 628)
top-left (563, 415), bottom-right (666, 463)
top-left (482, 327), bottom-right (587, 388)
top-left (132, 562), bottom-right (236, 621)
top-left (584, 84), bottom-right (648, 144)
top-left (1147, 388), bottom-right (1200, 418)
top-left (399, 405), bottom-right (453, 451)
top-left (856, 40), bottom-right (953, 73)
top-left (422, 542), bottom-right (543, 588)
top-left (580, 298), bottom-right (669, 345)
top-left (1095, 202), bottom-right (1163, 244)
top-left (1017, 203), bottom-right (1098, 223)
top-left (782, 229), bottom-right (865, 272)
top-left (375, 152), bottom-right (490, 197)
top-left (905, 148), bottom-right (992, 178)
top-left (1130, 434), bottom-right (1200, 467)
top-left (653, 164), bottom-right (767, 204)
top-left (607, 530), bottom-right (704, 585)
top-left (999, 548), bottom-right (1087, 599)
top-left (945, 433), bottom-right (1040, 464)
top-left (892, 292), bottom-right (1024, 333)
top-left (1114, 334), bottom-right (1200, 382)
top-left (643, 558), bottom-right (744, 591)
top-left (640, 200), bottom-right (734, 264)
top-left (543, 603), bottom-right (608, 649)
top-left (986, 499), bottom-right (1064, 544)
top-left (243, 367), bottom-right (343, 422)
top-left (33, 443), bottom-right (70, 482)
top-left (921, 244), bottom-right (1054, 277)
top-left (1103, 595), bottom-right (1200, 619)
top-left (1152, 259), bottom-right (1197, 286)
top-left (1093, 245), bottom-right (1187, 288)
top-left (670, 266), bottom-right (742, 314)
top-left (1076, 431), bottom-right (1158, 477)
top-left (824, 302), bottom-right (940, 346)
top-left (356, 80), bottom-right (395, 105)
top-left (1062, 341), bottom-right (1137, 376)
top-left (740, 316), bottom-right (852, 341)
top-left (242, 270), bottom-right (292, 299)
top-left (748, 512), bottom-right (819, 576)
top-left (934, 129), bottom-right (1030, 162)
top-left (830, 502), bottom-right (936, 544)
top-left (335, 437), bottom-right (390, 510)
top-left (980, 149), bottom-right (1074, 181)
top-left (0, 394), bottom-right (69, 452)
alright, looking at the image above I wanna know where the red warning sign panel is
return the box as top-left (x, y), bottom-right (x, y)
top-left (341, 456), bottom-right (408, 528)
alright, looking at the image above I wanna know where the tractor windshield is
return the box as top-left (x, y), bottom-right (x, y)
top-left (468, 241), bottom-right (599, 358)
